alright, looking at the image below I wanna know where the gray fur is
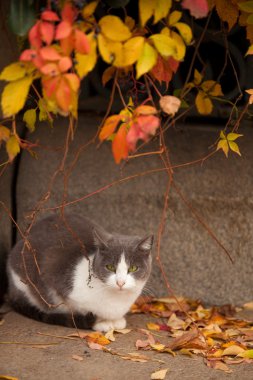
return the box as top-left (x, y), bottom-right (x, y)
top-left (7, 213), bottom-right (153, 329)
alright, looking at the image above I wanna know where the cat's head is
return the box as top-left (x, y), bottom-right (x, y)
top-left (92, 229), bottom-right (153, 292)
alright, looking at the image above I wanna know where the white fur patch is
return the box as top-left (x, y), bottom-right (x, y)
top-left (9, 269), bottom-right (43, 310)
top-left (68, 255), bottom-right (145, 322)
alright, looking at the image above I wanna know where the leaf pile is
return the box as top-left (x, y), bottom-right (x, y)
top-left (131, 296), bottom-right (253, 372)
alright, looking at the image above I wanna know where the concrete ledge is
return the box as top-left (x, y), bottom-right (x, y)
top-left (15, 115), bottom-right (253, 305)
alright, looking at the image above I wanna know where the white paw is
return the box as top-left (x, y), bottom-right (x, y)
top-left (93, 317), bottom-right (126, 332)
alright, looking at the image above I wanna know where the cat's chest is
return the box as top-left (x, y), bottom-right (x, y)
top-left (67, 257), bottom-right (138, 319)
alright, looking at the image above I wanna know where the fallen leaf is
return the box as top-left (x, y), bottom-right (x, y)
top-left (150, 368), bottom-right (169, 380)
top-left (222, 345), bottom-right (245, 356)
top-left (0, 376), bottom-right (19, 380)
top-left (72, 354), bottom-right (84, 361)
top-left (243, 301), bottom-right (253, 310)
top-left (114, 329), bottom-right (131, 334)
top-left (206, 360), bottom-right (233, 373)
top-left (0, 319), bottom-right (5, 326)
top-left (105, 330), bottom-right (115, 342)
top-left (87, 341), bottom-right (104, 350)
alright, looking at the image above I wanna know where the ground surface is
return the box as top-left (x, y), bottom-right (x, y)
top-left (1, 310), bottom-right (253, 380)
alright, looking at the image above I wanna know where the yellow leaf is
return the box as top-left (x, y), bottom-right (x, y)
top-left (149, 34), bottom-right (177, 58)
top-left (228, 141), bottom-right (241, 156)
top-left (147, 323), bottom-right (161, 331)
top-left (23, 109), bottom-right (36, 132)
top-left (222, 345), bottom-right (245, 356)
top-left (0, 126), bottom-right (10, 141)
top-left (201, 80), bottom-right (223, 96)
top-left (238, 349), bottom-right (253, 358)
top-left (104, 329), bottom-right (116, 342)
top-left (97, 34), bottom-right (122, 64)
top-left (151, 368), bottom-right (169, 380)
top-left (113, 37), bottom-right (145, 68)
top-left (150, 343), bottom-right (166, 351)
top-left (154, 0), bottom-right (172, 23)
top-left (0, 62), bottom-right (30, 81)
top-left (6, 135), bottom-right (20, 161)
top-left (227, 132), bottom-right (243, 141)
top-left (136, 42), bottom-right (158, 79)
top-left (125, 16), bottom-right (135, 31)
top-left (195, 91), bottom-right (213, 115)
top-left (173, 22), bottom-right (193, 45)
top-left (99, 114), bottom-right (121, 141)
top-left (169, 11), bottom-right (182, 25)
top-left (170, 31), bottom-right (186, 61)
top-left (82, 1), bottom-right (98, 18)
top-left (99, 15), bottom-right (131, 42)
top-left (38, 98), bottom-right (49, 122)
top-left (75, 33), bottom-right (97, 78)
top-left (0, 376), bottom-right (19, 380)
top-left (139, 0), bottom-right (156, 26)
top-left (194, 69), bottom-right (203, 85)
top-left (1, 75), bottom-right (33, 117)
top-left (246, 44), bottom-right (253, 55)
top-left (217, 139), bottom-right (229, 157)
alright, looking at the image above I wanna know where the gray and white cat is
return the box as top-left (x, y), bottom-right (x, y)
top-left (7, 214), bottom-right (153, 332)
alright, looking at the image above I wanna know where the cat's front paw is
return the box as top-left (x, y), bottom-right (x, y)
top-left (93, 317), bottom-right (126, 332)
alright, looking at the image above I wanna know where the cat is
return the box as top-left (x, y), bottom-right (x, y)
top-left (7, 213), bottom-right (153, 332)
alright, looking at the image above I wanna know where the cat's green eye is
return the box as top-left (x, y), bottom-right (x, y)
top-left (128, 265), bottom-right (138, 273)
top-left (106, 264), bottom-right (116, 272)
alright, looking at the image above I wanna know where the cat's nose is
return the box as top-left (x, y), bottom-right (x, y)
top-left (116, 279), bottom-right (125, 289)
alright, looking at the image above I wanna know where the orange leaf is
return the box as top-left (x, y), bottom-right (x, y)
top-left (134, 105), bottom-right (157, 115)
top-left (42, 76), bottom-right (60, 97)
top-left (136, 115), bottom-right (160, 135)
top-left (102, 66), bottom-right (116, 86)
top-left (55, 78), bottom-right (71, 112)
top-left (85, 332), bottom-right (111, 345)
top-left (99, 115), bottom-right (121, 141)
top-left (40, 63), bottom-right (60, 76)
top-left (40, 21), bottom-right (55, 45)
top-left (112, 124), bottom-right (129, 164)
top-left (58, 57), bottom-right (72, 72)
top-left (56, 21), bottom-right (72, 40)
top-left (74, 29), bottom-right (90, 54)
top-left (64, 73), bottom-right (80, 92)
top-left (39, 46), bottom-right (61, 61)
top-left (41, 10), bottom-right (60, 22)
top-left (29, 21), bottom-right (42, 49)
top-left (61, 2), bottom-right (76, 23)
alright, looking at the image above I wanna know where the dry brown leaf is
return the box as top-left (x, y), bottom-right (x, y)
top-left (167, 313), bottom-right (185, 330)
top-left (167, 328), bottom-right (204, 350)
top-left (87, 341), bottom-right (104, 350)
top-left (222, 345), bottom-right (245, 356)
top-left (150, 368), bottom-right (169, 380)
top-left (206, 360), bottom-right (233, 373)
top-left (0, 319), bottom-right (5, 326)
top-left (105, 330), bottom-right (115, 342)
top-left (114, 329), bottom-right (131, 334)
top-left (243, 301), bottom-right (253, 310)
top-left (72, 354), bottom-right (84, 361)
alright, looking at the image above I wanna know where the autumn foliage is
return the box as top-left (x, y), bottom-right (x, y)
top-left (0, 0), bottom-right (252, 163)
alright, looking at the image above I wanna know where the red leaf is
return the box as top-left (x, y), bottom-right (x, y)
top-left (55, 21), bottom-right (72, 40)
top-left (40, 63), bottom-right (60, 76)
top-left (29, 21), bottom-right (42, 49)
top-left (169, 57), bottom-right (180, 73)
top-left (40, 21), bottom-right (55, 45)
top-left (74, 29), bottom-right (90, 54)
top-left (39, 46), bottom-right (61, 61)
top-left (42, 76), bottom-right (60, 97)
top-left (151, 55), bottom-right (173, 85)
top-left (41, 10), bottom-right (60, 21)
top-left (182, 0), bottom-right (209, 18)
top-left (58, 57), bottom-right (72, 72)
top-left (19, 49), bottom-right (37, 61)
top-left (55, 78), bottom-right (72, 112)
top-left (112, 124), bottom-right (129, 164)
top-left (137, 115), bottom-right (160, 135)
top-left (61, 2), bottom-right (76, 23)
top-left (64, 73), bottom-right (80, 92)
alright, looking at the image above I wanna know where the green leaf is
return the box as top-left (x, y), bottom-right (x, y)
top-left (6, 135), bottom-right (20, 161)
top-left (8, 0), bottom-right (36, 36)
top-left (1, 75), bottom-right (33, 117)
top-left (23, 108), bottom-right (36, 132)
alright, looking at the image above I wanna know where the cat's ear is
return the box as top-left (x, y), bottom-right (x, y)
top-left (93, 228), bottom-right (109, 250)
top-left (137, 235), bottom-right (154, 252)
